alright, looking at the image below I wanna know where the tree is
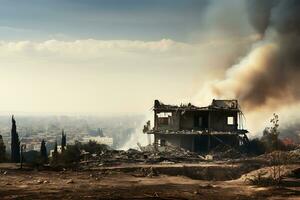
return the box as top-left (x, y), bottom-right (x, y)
top-left (262, 113), bottom-right (282, 152)
top-left (61, 142), bottom-right (81, 167)
top-left (40, 139), bottom-right (48, 163)
top-left (50, 140), bottom-right (62, 168)
top-left (23, 150), bottom-right (40, 167)
top-left (61, 129), bottom-right (66, 152)
top-left (11, 115), bottom-right (20, 163)
top-left (0, 135), bottom-right (6, 162)
top-left (53, 141), bottom-right (58, 155)
top-left (143, 120), bottom-right (151, 133)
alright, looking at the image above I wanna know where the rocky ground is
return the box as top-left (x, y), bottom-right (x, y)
top-left (0, 162), bottom-right (299, 200)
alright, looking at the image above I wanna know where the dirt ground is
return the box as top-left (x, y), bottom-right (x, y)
top-left (0, 163), bottom-right (299, 200)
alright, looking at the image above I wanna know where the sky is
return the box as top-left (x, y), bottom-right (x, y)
top-left (0, 0), bottom-right (208, 41)
top-left (0, 0), bottom-right (222, 115)
top-left (1, 0), bottom-right (300, 138)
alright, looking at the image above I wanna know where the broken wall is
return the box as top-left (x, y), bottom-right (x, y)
top-left (210, 111), bottom-right (238, 132)
top-left (180, 111), bottom-right (209, 130)
top-left (155, 111), bottom-right (180, 131)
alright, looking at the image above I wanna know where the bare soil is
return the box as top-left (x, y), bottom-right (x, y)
top-left (0, 163), bottom-right (299, 200)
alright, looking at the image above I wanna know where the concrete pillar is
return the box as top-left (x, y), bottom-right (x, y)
top-left (207, 134), bottom-right (211, 151)
top-left (154, 111), bottom-right (157, 130)
top-left (154, 134), bottom-right (158, 151)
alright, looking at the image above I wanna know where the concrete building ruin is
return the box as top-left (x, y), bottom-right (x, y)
top-left (147, 99), bottom-right (249, 152)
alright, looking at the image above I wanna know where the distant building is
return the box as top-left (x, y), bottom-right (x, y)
top-left (147, 99), bottom-right (249, 152)
top-left (49, 145), bottom-right (63, 157)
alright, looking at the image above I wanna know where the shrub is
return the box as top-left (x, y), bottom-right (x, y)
top-left (81, 140), bottom-right (109, 154)
top-left (50, 141), bottom-right (109, 169)
top-left (243, 138), bottom-right (266, 155)
top-left (261, 113), bottom-right (282, 152)
top-left (0, 135), bottom-right (6, 162)
top-left (23, 150), bottom-right (43, 167)
top-left (50, 142), bottom-right (82, 169)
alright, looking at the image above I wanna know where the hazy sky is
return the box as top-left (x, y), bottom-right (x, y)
top-left (0, 0), bottom-right (208, 41)
top-left (0, 0), bottom-right (259, 115)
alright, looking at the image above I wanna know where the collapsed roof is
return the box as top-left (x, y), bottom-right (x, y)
top-left (154, 99), bottom-right (240, 112)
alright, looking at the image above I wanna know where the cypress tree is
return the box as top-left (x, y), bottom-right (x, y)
top-left (50, 140), bottom-right (58, 167)
top-left (11, 115), bottom-right (20, 163)
top-left (61, 130), bottom-right (66, 152)
top-left (0, 135), bottom-right (6, 162)
top-left (54, 141), bottom-right (58, 155)
top-left (40, 139), bottom-right (48, 163)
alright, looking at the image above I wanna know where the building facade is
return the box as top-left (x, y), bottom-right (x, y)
top-left (147, 99), bottom-right (248, 152)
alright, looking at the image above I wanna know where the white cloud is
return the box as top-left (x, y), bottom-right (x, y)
top-left (0, 39), bottom-right (193, 59)
top-left (0, 36), bottom-right (256, 114)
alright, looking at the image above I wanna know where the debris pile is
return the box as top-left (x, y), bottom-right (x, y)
top-left (80, 144), bottom-right (205, 167)
top-left (133, 167), bottom-right (159, 177)
top-left (210, 145), bottom-right (243, 160)
top-left (257, 149), bottom-right (300, 164)
top-left (142, 144), bottom-right (204, 163)
top-left (78, 142), bottom-right (300, 168)
top-left (96, 149), bottom-right (146, 165)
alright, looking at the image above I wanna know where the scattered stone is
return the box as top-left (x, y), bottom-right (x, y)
top-left (204, 155), bottom-right (213, 161)
top-left (159, 161), bottom-right (175, 164)
top-left (202, 184), bottom-right (214, 189)
top-left (66, 179), bottom-right (74, 184)
top-left (133, 167), bottom-right (159, 177)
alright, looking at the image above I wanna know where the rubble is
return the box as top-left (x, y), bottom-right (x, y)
top-left (77, 143), bottom-right (205, 168)
top-left (256, 149), bottom-right (300, 164)
top-left (133, 167), bottom-right (158, 177)
top-left (210, 145), bottom-right (243, 160)
top-left (143, 144), bottom-right (204, 163)
top-left (75, 142), bottom-right (299, 171)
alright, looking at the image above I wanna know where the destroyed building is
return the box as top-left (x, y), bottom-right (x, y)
top-left (147, 99), bottom-right (249, 152)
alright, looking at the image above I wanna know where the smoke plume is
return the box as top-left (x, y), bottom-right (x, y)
top-left (210, 0), bottom-right (300, 110)
top-left (192, 0), bottom-right (300, 138)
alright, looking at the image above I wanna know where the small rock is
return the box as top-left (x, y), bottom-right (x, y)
top-left (66, 179), bottom-right (74, 184)
top-left (3, 171), bottom-right (7, 175)
top-left (43, 180), bottom-right (49, 184)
